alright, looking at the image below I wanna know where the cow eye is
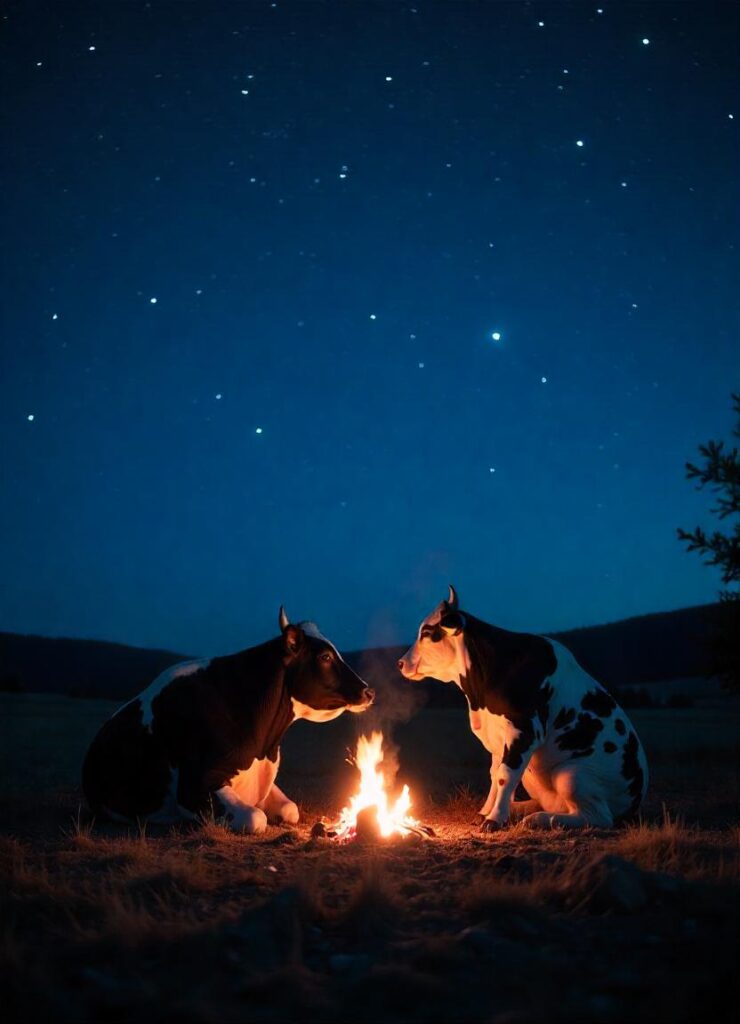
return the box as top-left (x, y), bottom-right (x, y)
top-left (319, 651), bottom-right (333, 664)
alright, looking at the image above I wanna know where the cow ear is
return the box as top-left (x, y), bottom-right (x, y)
top-left (440, 611), bottom-right (466, 636)
top-left (283, 624), bottom-right (305, 657)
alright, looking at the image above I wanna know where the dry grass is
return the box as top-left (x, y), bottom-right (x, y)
top-left (0, 696), bottom-right (738, 1022)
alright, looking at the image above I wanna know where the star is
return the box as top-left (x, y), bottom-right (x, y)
top-left (642, 38), bottom-right (650, 46)
top-left (576, 139), bottom-right (584, 147)
top-left (541, 376), bottom-right (547, 383)
top-left (489, 466), bottom-right (496, 473)
top-left (255, 427), bottom-right (263, 434)
top-left (491, 331), bottom-right (501, 341)
top-left (418, 362), bottom-right (425, 369)
top-left (27, 414), bottom-right (34, 422)
top-left (149, 297), bottom-right (157, 304)
top-left (369, 313), bottom-right (377, 320)
top-left (215, 394), bottom-right (222, 400)
top-left (52, 313), bottom-right (58, 320)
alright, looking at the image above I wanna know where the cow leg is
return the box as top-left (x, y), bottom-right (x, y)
top-left (263, 782), bottom-right (299, 825)
top-left (521, 811), bottom-right (589, 829)
top-left (479, 758), bottom-right (499, 817)
top-left (215, 785), bottom-right (268, 834)
top-left (523, 768), bottom-right (614, 829)
top-left (481, 718), bottom-right (537, 832)
top-left (508, 798), bottom-right (542, 821)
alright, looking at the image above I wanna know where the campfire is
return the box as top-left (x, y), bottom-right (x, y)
top-left (312, 731), bottom-right (433, 843)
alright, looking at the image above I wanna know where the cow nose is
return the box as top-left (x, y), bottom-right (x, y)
top-left (397, 659), bottom-right (405, 672)
top-left (364, 688), bottom-right (375, 704)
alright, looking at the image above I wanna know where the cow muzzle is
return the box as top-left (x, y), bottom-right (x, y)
top-left (348, 686), bottom-right (374, 713)
top-left (397, 656), bottom-right (425, 681)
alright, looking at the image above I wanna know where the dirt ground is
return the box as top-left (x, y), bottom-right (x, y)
top-left (1, 693), bottom-right (738, 1023)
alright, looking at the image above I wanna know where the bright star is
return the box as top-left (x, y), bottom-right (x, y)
top-left (369, 314), bottom-right (377, 320)
top-left (538, 21), bottom-right (544, 27)
top-left (492, 332), bottom-right (501, 341)
top-left (385, 76), bottom-right (393, 82)
top-left (541, 376), bottom-right (547, 383)
top-left (149, 297), bottom-right (157, 304)
top-left (215, 394), bottom-right (222, 400)
top-left (52, 313), bottom-right (58, 320)
top-left (27, 414), bottom-right (34, 422)
top-left (642, 38), bottom-right (650, 46)
top-left (255, 427), bottom-right (263, 434)
top-left (576, 139), bottom-right (584, 147)
top-left (489, 467), bottom-right (496, 473)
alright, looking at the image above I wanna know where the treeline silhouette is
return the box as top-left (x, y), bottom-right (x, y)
top-left (0, 603), bottom-right (722, 704)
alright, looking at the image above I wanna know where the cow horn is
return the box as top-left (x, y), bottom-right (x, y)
top-left (447, 584), bottom-right (459, 609)
top-left (279, 606), bottom-right (290, 631)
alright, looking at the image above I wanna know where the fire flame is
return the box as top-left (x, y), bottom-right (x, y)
top-left (334, 731), bottom-right (418, 841)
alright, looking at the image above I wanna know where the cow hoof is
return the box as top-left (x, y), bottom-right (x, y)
top-left (223, 806), bottom-right (268, 835)
top-left (480, 818), bottom-right (507, 833)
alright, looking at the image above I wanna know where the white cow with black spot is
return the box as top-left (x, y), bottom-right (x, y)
top-left (398, 587), bottom-right (648, 830)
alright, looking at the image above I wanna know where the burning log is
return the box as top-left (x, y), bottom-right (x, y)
top-left (314, 731), bottom-right (435, 844)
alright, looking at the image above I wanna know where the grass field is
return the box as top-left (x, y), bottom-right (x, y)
top-left (1, 692), bottom-right (739, 1023)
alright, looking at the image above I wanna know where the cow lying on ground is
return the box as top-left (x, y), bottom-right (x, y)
top-left (82, 609), bottom-right (373, 833)
top-left (398, 587), bottom-right (648, 830)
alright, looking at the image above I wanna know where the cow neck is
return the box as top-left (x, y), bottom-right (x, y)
top-left (212, 637), bottom-right (295, 761)
top-left (458, 615), bottom-right (556, 717)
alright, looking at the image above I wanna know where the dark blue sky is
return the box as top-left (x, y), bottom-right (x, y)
top-left (2, 1), bottom-right (738, 655)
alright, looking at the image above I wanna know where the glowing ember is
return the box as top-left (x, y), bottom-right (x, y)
top-left (333, 731), bottom-right (420, 841)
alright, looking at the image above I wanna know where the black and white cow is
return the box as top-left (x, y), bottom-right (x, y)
top-left (398, 587), bottom-right (648, 830)
top-left (82, 609), bottom-right (373, 833)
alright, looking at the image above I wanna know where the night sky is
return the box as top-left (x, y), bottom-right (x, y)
top-left (2, 1), bottom-right (738, 656)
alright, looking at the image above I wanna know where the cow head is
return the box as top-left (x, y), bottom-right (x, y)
top-left (398, 585), bottom-right (470, 684)
top-left (279, 607), bottom-right (374, 722)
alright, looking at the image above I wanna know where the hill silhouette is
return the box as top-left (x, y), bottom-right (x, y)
top-left (0, 602), bottom-right (721, 703)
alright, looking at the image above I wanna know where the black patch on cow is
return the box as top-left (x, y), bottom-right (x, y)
top-left (555, 712), bottom-right (604, 753)
top-left (501, 715), bottom-right (539, 770)
top-left (458, 616), bottom-right (557, 732)
top-left (82, 700), bottom-right (172, 820)
top-left (614, 718), bottom-right (626, 735)
top-left (617, 731), bottom-right (645, 822)
top-left (553, 706), bottom-right (576, 730)
top-left (603, 741), bottom-right (618, 753)
top-left (581, 688), bottom-right (617, 718)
